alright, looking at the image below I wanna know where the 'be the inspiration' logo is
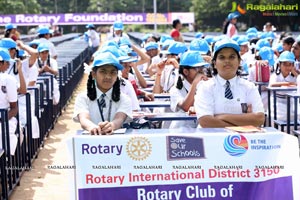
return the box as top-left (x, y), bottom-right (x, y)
top-left (223, 135), bottom-right (248, 156)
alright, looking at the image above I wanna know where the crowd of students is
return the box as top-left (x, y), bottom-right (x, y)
top-left (72, 17), bottom-right (300, 135)
top-left (0, 24), bottom-right (59, 155)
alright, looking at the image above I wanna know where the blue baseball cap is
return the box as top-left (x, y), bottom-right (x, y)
top-left (145, 42), bottom-right (159, 51)
top-left (189, 39), bottom-right (210, 54)
top-left (255, 39), bottom-right (271, 50)
top-left (102, 40), bottom-right (119, 48)
top-left (37, 43), bottom-right (50, 52)
top-left (162, 42), bottom-right (187, 55)
top-left (119, 49), bottom-right (138, 63)
top-left (5, 23), bottom-right (17, 30)
top-left (213, 38), bottom-right (240, 54)
top-left (93, 52), bottom-right (123, 70)
top-left (0, 48), bottom-right (14, 62)
top-left (113, 20), bottom-right (124, 31)
top-left (278, 51), bottom-right (295, 63)
top-left (247, 32), bottom-right (258, 40)
top-left (159, 35), bottom-right (173, 44)
top-left (227, 11), bottom-right (240, 20)
top-left (180, 51), bottom-right (209, 67)
top-left (37, 27), bottom-right (50, 35)
top-left (97, 45), bottom-right (122, 58)
top-left (204, 36), bottom-right (214, 44)
top-left (258, 47), bottom-right (275, 66)
top-left (142, 33), bottom-right (153, 42)
top-left (18, 49), bottom-right (26, 57)
top-left (195, 32), bottom-right (203, 39)
top-left (246, 27), bottom-right (258, 34)
top-left (237, 36), bottom-right (249, 46)
top-left (231, 35), bottom-right (240, 42)
top-left (161, 39), bottom-right (174, 50)
top-left (29, 39), bottom-right (40, 47)
top-left (85, 24), bottom-right (95, 29)
top-left (0, 38), bottom-right (17, 49)
top-left (118, 37), bottom-right (131, 47)
top-left (273, 43), bottom-right (283, 53)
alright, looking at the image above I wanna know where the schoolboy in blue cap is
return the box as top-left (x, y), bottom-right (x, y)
top-left (170, 51), bottom-right (209, 128)
top-left (195, 38), bottom-right (265, 128)
top-left (73, 52), bottom-right (132, 135)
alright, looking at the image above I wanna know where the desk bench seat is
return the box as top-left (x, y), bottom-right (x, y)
top-left (274, 119), bottom-right (300, 132)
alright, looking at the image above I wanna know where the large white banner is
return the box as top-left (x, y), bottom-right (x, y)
top-left (72, 131), bottom-right (300, 200)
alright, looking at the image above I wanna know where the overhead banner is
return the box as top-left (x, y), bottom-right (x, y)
top-left (0, 12), bottom-right (194, 26)
top-left (72, 131), bottom-right (300, 200)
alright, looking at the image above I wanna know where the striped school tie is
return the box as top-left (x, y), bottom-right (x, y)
top-left (225, 81), bottom-right (233, 99)
top-left (98, 94), bottom-right (106, 109)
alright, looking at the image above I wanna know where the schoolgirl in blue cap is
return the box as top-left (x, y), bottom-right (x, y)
top-left (107, 20), bottom-right (130, 44)
top-left (169, 51), bottom-right (209, 128)
top-left (4, 23), bottom-right (19, 41)
top-left (73, 52), bottom-right (132, 135)
top-left (195, 38), bottom-right (265, 128)
top-left (223, 12), bottom-right (240, 38)
top-left (37, 26), bottom-right (58, 59)
top-left (269, 51), bottom-right (298, 122)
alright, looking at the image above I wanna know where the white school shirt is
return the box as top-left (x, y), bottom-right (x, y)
top-left (86, 29), bottom-right (100, 48)
top-left (38, 38), bottom-right (58, 59)
top-left (169, 79), bottom-right (197, 128)
top-left (73, 87), bottom-right (132, 125)
top-left (195, 75), bottom-right (264, 120)
top-left (120, 78), bottom-right (141, 111)
top-left (269, 73), bottom-right (298, 121)
top-left (160, 65), bottom-right (178, 93)
top-left (6, 59), bottom-right (35, 88)
top-left (0, 73), bottom-right (18, 154)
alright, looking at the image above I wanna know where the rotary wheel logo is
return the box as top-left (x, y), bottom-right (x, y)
top-left (126, 137), bottom-right (152, 161)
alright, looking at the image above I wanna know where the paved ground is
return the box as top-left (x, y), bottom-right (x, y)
top-left (9, 74), bottom-right (88, 200)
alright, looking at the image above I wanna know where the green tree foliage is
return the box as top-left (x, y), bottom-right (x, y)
top-left (0, 0), bottom-right (40, 14)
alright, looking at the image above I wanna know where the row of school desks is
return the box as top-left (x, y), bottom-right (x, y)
top-left (138, 76), bottom-right (300, 136)
top-left (0, 34), bottom-right (90, 199)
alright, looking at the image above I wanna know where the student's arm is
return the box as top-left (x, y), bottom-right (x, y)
top-left (214, 112), bottom-right (265, 127)
top-left (179, 74), bottom-right (208, 112)
top-left (152, 60), bottom-right (165, 93)
top-left (131, 63), bottom-right (147, 88)
top-left (17, 40), bottom-right (38, 67)
top-left (199, 115), bottom-right (235, 128)
top-left (16, 60), bottom-right (27, 94)
top-left (99, 112), bottom-right (127, 134)
top-left (8, 102), bottom-right (18, 120)
top-left (78, 112), bottom-right (102, 135)
top-left (131, 44), bottom-right (150, 66)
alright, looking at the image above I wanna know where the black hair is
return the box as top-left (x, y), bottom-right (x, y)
top-left (283, 36), bottom-right (295, 46)
top-left (4, 29), bottom-right (11, 38)
top-left (176, 67), bottom-right (188, 90)
top-left (172, 19), bottom-right (181, 29)
top-left (223, 21), bottom-right (230, 35)
top-left (211, 48), bottom-right (242, 76)
top-left (87, 69), bottom-right (121, 101)
top-left (38, 34), bottom-right (48, 38)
